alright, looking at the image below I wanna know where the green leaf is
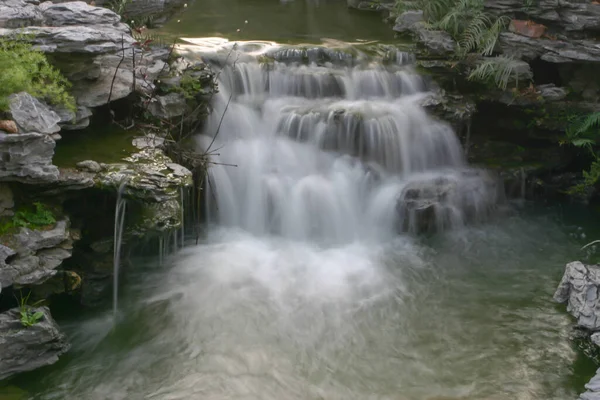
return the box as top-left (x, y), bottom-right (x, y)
top-left (571, 138), bottom-right (595, 147)
top-left (31, 311), bottom-right (44, 321)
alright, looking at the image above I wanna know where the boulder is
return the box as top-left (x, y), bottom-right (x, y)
top-left (0, 306), bottom-right (70, 381)
top-left (0, 0), bottom-right (43, 29)
top-left (0, 132), bottom-right (59, 183)
top-left (554, 261), bottom-right (600, 331)
top-left (396, 169), bottom-right (501, 233)
top-left (52, 105), bottom-right (93, 131)
top-left (147, 92), bottom-right (187, 119)
top-left (416, 27), bottom-right (457, 58)
top-left (8, 92), bottom-right (61, 134)
top-left (580, 370), bottom-right (600, 400)
top-left (498, 32), bottom-right (600, 63)
top-left (39, 1), bottom-right (120, 26)
top-left (484, 0), bottom-right (600, 35)
top-left (393, 10), bottom-right (424, 34)
top-left (0, 219), bottom-right (75, 288)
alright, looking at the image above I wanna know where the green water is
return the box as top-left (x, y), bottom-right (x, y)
top-left (53, 125), bottom-right (138, 167)
top-left (5, 205), bottom-right (600, 399)
top-left (161, 0), bottom-right (396, 44)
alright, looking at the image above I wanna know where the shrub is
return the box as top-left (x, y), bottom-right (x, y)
top-left (0, 36), bottom-right (75, 112)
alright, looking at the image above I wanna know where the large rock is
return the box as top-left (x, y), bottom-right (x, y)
top-left (396, 169), bottom-right (501, 233)
top-left (0, 184), bottom-right (14, 217)
top-left (0, 306), bottom-right (70, 381)
top-left (581, 370), bottom-right (600, 400)
top-left (416, 26), bottom-right (457, 58)
top-left (498, 32), bottom-right (600, 63)
top-left (39, 1), bottom-right (120, 26)
top-left (484, 0), bottom-right (600, 35)
top-left (0, 0), bottom-right (43, 29)
top-left (554, 261), bottom-right (600, 331)
top-left (51, 104), bottom-right (93, 131)
top-left (8, 92), bottom-right (61, 134)
top-left (0, 219), bottom-right (75, 288)
top-left (0, 1), bottom-right (142, 108)
top-left (147, 92), bottom-right (187, 119)
top-left (0, 132), bottom-right (59, 183)
top-left (393, 10), bottom-right (424, 34)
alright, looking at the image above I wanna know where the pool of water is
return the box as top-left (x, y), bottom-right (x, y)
top-left (5, 205), bottom-right (598, 399)
top-left (161, 0), bottom-right (396, 44)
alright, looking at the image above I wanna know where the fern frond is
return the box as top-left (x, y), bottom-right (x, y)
top-left (457, 12), bottom-right (493, 56)
top-left (467, 56), bottom-right (521, 90)
top-left (478, 15), bottom-right (510, 56)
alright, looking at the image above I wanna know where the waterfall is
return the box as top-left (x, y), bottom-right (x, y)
top-left (196, 41), bottom-right (498, 242)
top-left (113, 182), bottom-right (127, 319)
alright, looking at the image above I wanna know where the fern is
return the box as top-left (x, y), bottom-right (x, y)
top-left (467, 56), bottom-right (522, 90)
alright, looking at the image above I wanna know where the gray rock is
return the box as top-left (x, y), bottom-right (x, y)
top-left (397, 169), bottom-right (501, 233)
top-left (393, 10), bottom-right (424, 34)
top-left (8, 92), bottom-right (61, 134)
top-left (148, 93), bottom-right (187, 119)
top-left (537, 84), bottom-right (568, 101)
top-left (76, 160), bottom-right (102, 173)
top-left (52, 105), bottom-right (93, 131)
top-left (132, 134), bottom-right (165, 149)
top-left (347, 0), bottom-right (394, 11)
top-left (96, 148), bottom-right (192, 203)
top-left (40, 1), bottom-right (120, 27)
top-left (498, 32), bottom-right (600, 63)
top-left (484, 0), bottom-right (600, 34)
top-left (581, 368), bottom-right (600, 400)
top-left (0, 132), bottom-right (59, 183)
top-left (0, 219), bottom-right (73, 288)
top-left (0, 0), bottom-right (43, 28)
top-left (416, 27), bottom-right (457, 57)
top-left (0, 184), bottom-right (14, 217)
top-left (0, 306), bottom-right (69, 381)
top-left (554, 261), bottom-right (600, 330)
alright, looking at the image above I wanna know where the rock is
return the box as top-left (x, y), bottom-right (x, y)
top-left (509, 19), bottom-right (547, 38)
top-left (8, 92), bottom-right (61, 134)
top-left (0, 120), bottom-right (18, 134)
top-left (96, 148), bottom-right (192, 203)
top-left (39, 1), bottom-right (120, 26)
top-left (397, 169), bottom-right (501, 233)
top-left (416, 27), bottom-right (457, 57)
top-left (393, 10), bottom-right (424, 34)
top-left (132, 134), bottom-right (165, 149)
top-left (76, 160), bottom-right (102, 173)
top-left (554, 261), bottom-right (600, 331)
top-left (0, 132), bottom-right (59, 183)
top-left (147, 93), bottom-right (187, 119)
top-left (537, 84), bottom-right (568, 101)
top-left (0, 219), bottom-right (74, 288)
top-left (498, 32), bottom-right (600, 63)
top-left (0, 184), bottom-right (14, 217)
top-left (52, 105), bottom-right (93, 131)
top-left (484, 0), bottom-right (600, 35)
top-left (0, 0), bottom-right (43, 28)
top-left (0, 306), bottom-right (69, 381)
top-left (581, 369), bottom-right (600, 400)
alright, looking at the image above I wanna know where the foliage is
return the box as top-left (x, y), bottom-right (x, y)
top-left (395, 0), bottom-right (518, 90)
top-left (467, 56), bottom-right (524, 90)
top-left (106, 0), bottom-right (131, 18)
top-left (0, 202), bottom-right (56, 236)
top-left (564, 112), bottom-right (600, 193)
top-left (17, 292), bottom-right (44, 328)
top-left (0, 37), bottom-right (75, 112)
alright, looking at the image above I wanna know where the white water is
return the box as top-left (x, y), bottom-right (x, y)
top-left (112, 182), bottom-right (127, 319)
top-left (198, 42), bottom-right (498, 240)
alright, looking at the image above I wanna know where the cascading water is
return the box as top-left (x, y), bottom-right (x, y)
top-left (197, 41), bottom-right (499, 241)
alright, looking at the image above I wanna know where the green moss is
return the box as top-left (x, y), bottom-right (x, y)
top-left (0, 36), bottom-right (75, 112)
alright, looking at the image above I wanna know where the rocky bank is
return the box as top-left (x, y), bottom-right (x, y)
top-left (0, 0), bottom-right (213, 381)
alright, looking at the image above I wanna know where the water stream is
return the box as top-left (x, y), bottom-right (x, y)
top-left (6, 1), bottom-right (600, 398)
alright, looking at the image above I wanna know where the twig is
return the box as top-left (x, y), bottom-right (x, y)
top-left (582, 240), bottom-right (600, 251)
top-left (108, 35), bottom-right (126, 107)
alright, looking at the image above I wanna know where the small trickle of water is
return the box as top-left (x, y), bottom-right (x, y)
top-left (113, 181), bottom-right (127, 319)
